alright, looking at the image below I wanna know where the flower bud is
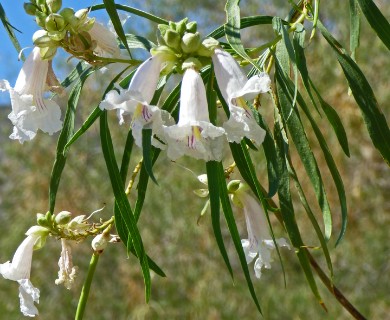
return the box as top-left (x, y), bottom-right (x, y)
top-left (40, 46), bottom-right (58, 59)
top-left (55, 211), bottom-right (72, 225)
top-left (186, 21), bottom-right (197, 33)
top-left (163, 30), bottom-right (181, 50)
top-left (74, 8), bottom-right (88, 22)
top-left (45, 13), bottom-right (65, 31)
top-left (59, 7), bottom-right (75, 22)
top-left (92, 234), bottom-right (108, 252)
top-left (150, 45), bottom-right (177, 61)
top-left (181, 32), bottom-right (201, 53)
top-left (182, 57), bottom-right (202, 70)
top-left (48, 29), bottom-right (66, 41)
top-left (35, 11), bottom-right (48, 28)
top-left (175, 18), bottom-right (188, 35)
top-left (37, 213), bottom-right (51, 228)
top-left (33, 29), bottom-right (58, 48)
top-left (24, 3), bottom-right (37, 15)
top-left (36, 0), bottom-right (47, 11)
top-left (227, 180), bottom-right (242, 193)
top-left (158, 24), bottom-right (170, 37)
top-left (197, 37), bottom-right (219, 57)
top-left (46, 0), bottom-right (62, 13)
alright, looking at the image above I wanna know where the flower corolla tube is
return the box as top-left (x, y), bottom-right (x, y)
top-left (164, 68), bottom-right (225, 161)
top-left (0, 47), bottom-right (62, 143)
top-left (212, 48), bottom-right (270, 146)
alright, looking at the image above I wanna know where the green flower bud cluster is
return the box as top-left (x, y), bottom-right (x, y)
top-left (153, 18), bottom-right (220, 73)
top-left (24, 0), bottom-right (96, 59)
top-left (35, 210), bottom-right (114, 242)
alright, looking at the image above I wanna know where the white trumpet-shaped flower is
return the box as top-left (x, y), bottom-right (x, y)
top-left (0, 226), bottom-right (48, 317)
top-left (212, 49), bottom-right (270, 145)
top-left (0, 47), bottom-right (62, 143)
top-left (100, 54), bottom-right (169, 147)
top-left (233, 189), bottom-right (290, 279)
top-left (55, 239), bottom-right (78, 290)
top-left (88, 21), bottom-right (121, 58)
top-left (164, 68), bottom-right (225, 161)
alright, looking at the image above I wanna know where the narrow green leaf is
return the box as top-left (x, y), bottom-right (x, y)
top-left (318, 21), bottom-right (390, 164)
top-left (142, 129), bottom-right (158, 184)
top-left (100, 111), bottom-right (151, 301)
top-left (287, 158), bottom-right (333, 275)
top-left (349, 0), bottom-right (361, 61)
top-left (274, 122), bottom-right (324, 307)
top-left (225, 0), bottom-right (262, 72)
top-left (356, 0), bottom-right (390, 51)
top-left (273, 17), bottom-right (298, 108)
top-left (206, 162), bottom-right (234, 279)
top-left (208, 15), bottom-right (275, 38)
top-left (280, 72), bottom-right (347, 244)
top-left (0, 3), bottom-right (24, 60)
top-left (60, 62), bottom-right (89, 89)
top-left (310, 79), bottom-right (350, 157)
top-left (49, 67), bottom-right (94, 213)
top-left (217, 162), bottom-right (262, 315)
top-left (90, 4), bottom-right (168, 25)
top-left (275, 49), bottom-right (333, 240)
top-left (102, 0), bottom-right (132, 56)
top-left (292, 26), bottom-right (321, 115)
top-left (125, 34), bottom-right (156, 51)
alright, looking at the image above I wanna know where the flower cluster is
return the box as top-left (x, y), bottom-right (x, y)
top-left (101, 19), bottom-right (271, 161)
top-left (0, 210), bottom-right (116, 317)
top-left (0, 2), bottom-right (123, 143)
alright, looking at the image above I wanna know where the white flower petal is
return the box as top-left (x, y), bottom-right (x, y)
top-left (0, 234), bottom-right (38, 281)
top-left (232, 72), bottom-right (271, 101)
top-left (55, 239), bottom-right (78, 290)
top-left (223, 105), bottom-right (266, 145)
top-left (88, 22), bottom-right (120, 58)
top-left (212, 48), bottom-right (247, 104)
top-left (164, 69), bottom-right (225, 161)
top-left (18, 279), bottom-right (39, 317)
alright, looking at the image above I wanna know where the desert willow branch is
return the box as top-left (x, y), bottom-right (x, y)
top-left (263, 189), bottom-right (367, 320)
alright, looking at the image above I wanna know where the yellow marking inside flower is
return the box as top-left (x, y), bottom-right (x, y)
top-left (188, 126), bottom-right (202, 149)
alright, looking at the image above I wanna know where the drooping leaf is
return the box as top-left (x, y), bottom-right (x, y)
top-left (349, 0), bottom-right (361, 61)
top-left (49, 67), bottom-right (95, 213)
top-left (102, 0), bottom-right (132, 56)
top-left (217, 162), bottom-right (262, 315)
top-left (0, 3), bottom-right (24, 60)
top-left (356, 0), bottom-right (390, 51)
top-left (100, 111), bottom-right (151, 302)
top-left (90, 4), bottom-right (168, 25)
top-left (141, 129), bottom-right (158, 184)
top-left (318, 21), bottom-right (390, 165)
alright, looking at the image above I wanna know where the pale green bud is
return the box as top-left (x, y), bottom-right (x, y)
top-left (33, 29), bottom-right (58, 47)
top-left (55, 211), bottom-right (72, 225)
top-left (193, 189), bottom-right (209, 198)
top-left (45, 13), bottom-right (65, 31)
top-left (164, 30), bottom-right (181, 50)
top-left (24, 3), bottom-right (37, 15)
top-left (35, 11), bottom-right (48, 28)
top-left (182, 57), bottom-right (202, 70)
top-left (158, 24), bottom-right (170, 37)
top-left (48, 29), bottom-right (66, 41)
top-left (181, 32), bottom-right (201, 53)
top-left (227, 180), bottom-right (242, 193)
top-left (92, 234), bottom-right (108, 252)
top-left (74, 8), bottom-right (88, 22)
top-left (186, 21), bottom-right (197, 33)
top-left (46, 0), bottom-right (62, 13)
top-left (59, 7), bottom-right (75, 22)
top-left (36, 0), bottom-right (47, 11)
top-left (40, 46), bottom-right (57, 59)
top-left (150, 45), bottom-right (177, 61)
top-left (37, 213), bottom-right (51, 228)
top-left (175, 18), bottom-right (188, 35)
top-left (168, 21), bottom-right (177, 31)
top-left (197, 37), bottom-right (220, 57)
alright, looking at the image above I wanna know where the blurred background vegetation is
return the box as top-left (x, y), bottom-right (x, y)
top-left (0, 1), bottom-right (389, 319)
